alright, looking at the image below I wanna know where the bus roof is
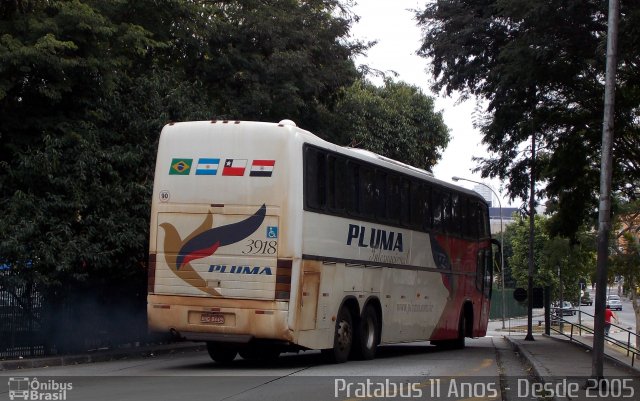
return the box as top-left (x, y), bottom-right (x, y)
top-left (159, 120), bottom-right (488, 205)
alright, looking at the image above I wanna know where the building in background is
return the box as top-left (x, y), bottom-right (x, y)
top-left (467, 183), bottom-right (521, 234)
top-left (488, 207), bottom-right (519, 234)
top-left (473, 184), bottom-right (493, 207)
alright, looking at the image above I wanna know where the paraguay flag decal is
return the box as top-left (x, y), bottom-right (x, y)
top-left (250, 160), bottom-right (275, 177)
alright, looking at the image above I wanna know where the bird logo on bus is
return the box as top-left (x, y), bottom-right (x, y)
top-left (159, 204), bottom-right (267, 295)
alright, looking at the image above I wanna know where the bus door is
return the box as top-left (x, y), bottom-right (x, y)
top-left (476, 246), bottom-right (493, 328)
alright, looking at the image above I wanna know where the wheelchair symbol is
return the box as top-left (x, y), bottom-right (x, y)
top-left (266, 226), bottom-right (278, 239)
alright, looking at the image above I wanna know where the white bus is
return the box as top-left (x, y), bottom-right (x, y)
top-left (148, 120), bottom-right (496, 363)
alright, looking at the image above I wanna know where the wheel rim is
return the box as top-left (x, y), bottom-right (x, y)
top-left (364, 316), bottom-right (375, 349)
top-left (337, 319), bottom-right (352, 350)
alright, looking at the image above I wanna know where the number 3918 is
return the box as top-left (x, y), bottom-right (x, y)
top-left (243, 240), bottom-right (277, 255)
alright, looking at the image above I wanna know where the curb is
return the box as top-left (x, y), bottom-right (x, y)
top-left (503, 335), bottom-right (561, 401)
top-left (502, 335), bottom-right (549, 378)
top-left (504, 334), bottom-right (640, 401)
top-left (0, 342), bottom-right (206, 371)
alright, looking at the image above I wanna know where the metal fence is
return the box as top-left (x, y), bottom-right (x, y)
top-left (550, 309), bottom-right (640, 367)
top-left (489, 288), bottom-right (528, 319)
top-left (0, 280), bottom-right (45, 358)
top-left (1, 270), bottom-right (149, 359)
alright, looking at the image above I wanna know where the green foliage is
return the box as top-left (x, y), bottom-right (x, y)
top-left (329, 79), bottom-right (450, 170)
top-left (498, 223), bottom-right (516, 287)
top-left (0, 0), bottom-right (452, 336)
top-left (416, 0), bottom-right (640, 239)
top-left (1, 1), bottom-right (156, 293)
top-left (184, 0), bottom-right (367, 130)
top-left (610, 200), bottom-right (640, 295)
top-left (506, 214), bottom-right (596, 302)
top-left (0, 0), bottom-right (365, 303)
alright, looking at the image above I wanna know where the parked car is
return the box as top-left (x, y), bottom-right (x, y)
top-left (606, 295), bottom-right (623, 311)
top-left (552, 301), bottom-right (576, 316)
top-left (580, 293), bottom-right (593, 306)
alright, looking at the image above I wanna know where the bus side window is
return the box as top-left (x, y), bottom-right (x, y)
top-left (432, 188), bottom-right (444, 232)
top-left (375, 169), bottom-right (387, 220)
top-left (346, 161), bottom-right (359, 215)
top-left (420, 184), bottom-right (432, 230)
top-left (328, 155), bottom-right (346, 212)
top-left (400, 178), bottom-right (411, 227)
top-left (479, 203), bottom-right (490, 239)
top-left (447, 192), bottom-right (459, 234)
top-left (359, 165), bottom-right (375, 218)
top-left (467, 201), bottom-right (479, 239)
top-left (386, 174), bottom-right (401, 223)
top-left (459, 196), bottom-right (469, 238)
top-left (304, 147), bottom-right (326, 210)
top-left (410, 182), bottom-right (426, 230)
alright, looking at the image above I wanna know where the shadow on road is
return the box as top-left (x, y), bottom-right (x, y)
top-left (172, 341), bottom-right (481, 371)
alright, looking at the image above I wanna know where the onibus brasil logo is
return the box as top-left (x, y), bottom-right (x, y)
top-left (8, 377), bottom-right (73, 401)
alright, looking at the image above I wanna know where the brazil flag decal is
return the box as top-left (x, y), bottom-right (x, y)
top-left (169, 158), bottom-right (192, 175)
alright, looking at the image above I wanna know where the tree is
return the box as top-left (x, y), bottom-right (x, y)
top-left (186, 0), bottom-right (367, 132)
top-left (0, 0), bottom-right (201, 350)
top-left (1, 0), bottom-right (454, 353)
top-left (506, 214), bottom-right (596, 303)
top-left (0, 0), bottom-right (366, 351)
top-left (415, 0), bottom-right (640, 240)
top-left (328, 79), bottom-right (450, 170)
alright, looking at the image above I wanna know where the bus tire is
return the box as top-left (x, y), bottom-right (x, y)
top-left (323, 306), bottom-right (353, 363)
top-left (206, 342), bottom-right (238, 364)
top-left (354, 304), bottom-right (379, 360)
top-left (452, 315), bottom-right (466, 350)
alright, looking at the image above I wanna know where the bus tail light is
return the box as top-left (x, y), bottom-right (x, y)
top-left (275, 259), bottom-right (292, 300)
top-left (148, 253), bottom-right (156, 293)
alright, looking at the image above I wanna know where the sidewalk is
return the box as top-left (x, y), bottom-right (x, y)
top-left (489, 319), bottom-right (639, 401)
top-left (0, 342), bottom-right (205, 371)
top-left (505, 335), bottom-right (639, 401)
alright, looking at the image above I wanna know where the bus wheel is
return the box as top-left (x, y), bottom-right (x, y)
top-left (453, 315), bottom-right (466, 350)
top-left (206, 342), bottom-right (238, 364)
top-left (354, 305), bottom-right (379, 360)
top-left (323, 307), bottom-right (353, 363)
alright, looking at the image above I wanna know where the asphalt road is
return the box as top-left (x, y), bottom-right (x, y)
top-left (564, 289), bottom-right (635, 329)
top-left (0, 336), bottom-right (536, 401)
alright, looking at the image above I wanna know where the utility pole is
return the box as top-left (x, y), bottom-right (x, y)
top-left (525, 131), bottom-right (536, 341)
top-left (591, 0), bottom-right (619, 382)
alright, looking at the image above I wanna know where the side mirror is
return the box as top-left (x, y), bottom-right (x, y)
top-left (491, 238), bottom-right (502, 268)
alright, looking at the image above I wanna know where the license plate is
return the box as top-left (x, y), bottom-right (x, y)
top-left (201, 312), bottom-right (224, 324)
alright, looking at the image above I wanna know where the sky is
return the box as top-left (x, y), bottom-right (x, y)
top-left (349, 1), bottom-right (513, 207)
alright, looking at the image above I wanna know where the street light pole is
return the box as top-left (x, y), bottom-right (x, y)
top-left (452, 176), bottom-right (506, 329)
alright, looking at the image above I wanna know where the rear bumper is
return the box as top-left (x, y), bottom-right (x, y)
top-left (147, 294), bottom-right (292, 342)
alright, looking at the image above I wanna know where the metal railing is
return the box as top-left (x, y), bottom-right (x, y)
top-left (549, 309), bottom-right (640, 367)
